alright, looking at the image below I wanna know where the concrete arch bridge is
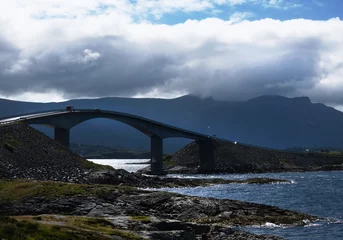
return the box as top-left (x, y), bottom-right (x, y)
top-left (0, 109), bottom-right (216, 175)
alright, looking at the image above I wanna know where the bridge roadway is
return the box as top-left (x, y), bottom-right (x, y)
top-left (0, 109), bottom-right (216, 175)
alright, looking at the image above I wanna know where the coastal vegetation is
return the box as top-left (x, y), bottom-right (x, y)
top-left (0, 216), bottom-right (143, 240)
top-left (0, 180), bottom-right (142, 202)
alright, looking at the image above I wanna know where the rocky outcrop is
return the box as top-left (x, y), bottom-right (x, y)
top-left (0, 180), bottom-right (316, 239)
top-left (0, 181), bottom-right (316, 226)
top-left (169, 139), bottom-right (343, 173)
top-left (0, 123), bottom-right (321, 239)
top-left (86, 170), bottom-right (290, 188)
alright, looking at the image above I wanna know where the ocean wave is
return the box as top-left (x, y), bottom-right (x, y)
top-left (250, 222), bottom-right (289, 228)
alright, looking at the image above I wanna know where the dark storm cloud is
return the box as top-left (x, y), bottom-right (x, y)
top-left (0, 33), bottom-right (340, 105)
top-left (0, 36), bottom-right (179, 98)
top-left (0, 37), bottom-right (20, 72)
top-left (166, 37), bottom-right (323, 102)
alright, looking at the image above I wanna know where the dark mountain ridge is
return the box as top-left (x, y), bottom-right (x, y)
top-left (1, 95), bottom-right (342, 152)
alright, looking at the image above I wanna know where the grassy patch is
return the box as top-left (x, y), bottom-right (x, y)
top-left (163, 154), bottom-right (177, 168)
top-left (130, 216), bottom-right (152, 223)
top-left (279, 158), bottom-right (294, 168)
top-left (110, 229), bottom-right (144, 240)
top-left (279, 158), bottom-right (287, 164)
top-left (81, 159), bottom-right (113, 171)
top-left (0, 216), bottom-right (112, 240)
top-left (3, 142), bottom-right (15, 152)
top-left (72, 217), bottom-right (116, 234)
top-left (3, 134), bottom-right (21, 146)
top-left (5, 215), bottom-right (145, 240)
top-left (1, 134), bottom-right (21, 153)
top-left (0, 180), bottom-right (142, 202)
top-left (325, 151), bottom-right (343, 156)
top-left (0, 181), bottom-right (86, 201)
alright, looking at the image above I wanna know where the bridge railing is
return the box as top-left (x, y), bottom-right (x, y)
top-left (0, 109), bottom-right (66, 121)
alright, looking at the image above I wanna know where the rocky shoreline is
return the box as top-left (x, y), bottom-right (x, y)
top-left (0, 123), bottom-right (320, 239)
top-left (0, 180), bottom-right (317, 239)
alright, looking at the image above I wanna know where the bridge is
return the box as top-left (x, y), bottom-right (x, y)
top-left (0, 109), bottom-right (216, 175)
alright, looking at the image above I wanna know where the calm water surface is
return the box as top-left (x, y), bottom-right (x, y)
top-left (89, 159), bottom-right (149, 172)
top-left (89, 159), bottom-right (343, 239)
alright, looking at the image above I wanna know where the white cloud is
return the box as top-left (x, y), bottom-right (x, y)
top-left (0, 91), bottom-right (66, 103)
top-left (214, 0), bottom-right (299, 9)
top-left (0, 1), bottom-right (342, 107)
top-left (229, 11), bottom-right (253, 22)
top-left (214, 0), bottom-right (249, 5)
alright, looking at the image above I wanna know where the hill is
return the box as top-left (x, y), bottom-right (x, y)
top-left (167, 139), bottom-right (343, 174)
top-left (0, 123), bottom-right (111, 182)
top-left (1, 95), bottom-right (343, 152)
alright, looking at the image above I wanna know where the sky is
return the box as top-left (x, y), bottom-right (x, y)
top-left (0, 0), bottom-right (343, 108)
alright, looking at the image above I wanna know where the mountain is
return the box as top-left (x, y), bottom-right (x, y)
top-left (1, 95), bottom-right (343, 152)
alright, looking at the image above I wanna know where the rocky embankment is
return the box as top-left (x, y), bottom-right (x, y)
top-left (167, 139), bottom-right (343, 174)
top-left (0, 123), bottom-right (318, 239)
top-left (0, 123), bottom-right (100, 182)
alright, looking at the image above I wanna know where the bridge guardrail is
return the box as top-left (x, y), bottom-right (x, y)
top-left (0, 109), bottom-right (66, 121)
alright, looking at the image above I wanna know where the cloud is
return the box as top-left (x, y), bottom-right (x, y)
top-left (229, 12), bottom-right (253, 22)
top-left (0, 1), bottom-right (342, 107)
top-left (0, 36), bottom-right (180, 99)
top-left (215, 0), bottom-right (301, 9)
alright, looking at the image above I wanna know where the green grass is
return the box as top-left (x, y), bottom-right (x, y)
top-left (0, 216), bottom-right (110, 240)
top-left (325, 151), bottom-right (343, 155)
top-left (3, 134), bottom-right (21, 146)
top-left (0, 180), bottom-right (142, 202)
top-left (1, 133), bottom-right (21, 153)
top-left (163, 154), bottom-right (177, 168)
top-left (3, 142), bottom-right (15, 152)
top-left (110, 229), bottom-right (144, 240)
top-left (279, 158), bottom-right (287, 164)
top-left (81, 159), bottom-right (114, 170)
top-left (130, 216), bottom-right (152, 223)
top-left (0, 215), bottom-right (145, 240)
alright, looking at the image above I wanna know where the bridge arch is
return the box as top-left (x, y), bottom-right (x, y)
top-left (2, 109), bottom-right (215, 174)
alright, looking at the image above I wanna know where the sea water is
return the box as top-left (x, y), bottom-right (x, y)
top-left (89, 159), bottom-right (343, 239)
top-left (89, 159), bottom-right (149, 173)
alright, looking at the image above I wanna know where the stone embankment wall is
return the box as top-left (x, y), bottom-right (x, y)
top-left (171, 139), bottom-right (343, 173)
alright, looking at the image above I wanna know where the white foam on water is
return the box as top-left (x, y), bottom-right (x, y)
top-left (250, 222), bottom-right (289, 229)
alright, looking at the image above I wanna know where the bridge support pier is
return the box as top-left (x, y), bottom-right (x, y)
top-left (54, 127), bottom-right (70, 148)
top-left (150, 135), bottom-right (166, 175)
top-left (198, 139), bottom-right (215, 173)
